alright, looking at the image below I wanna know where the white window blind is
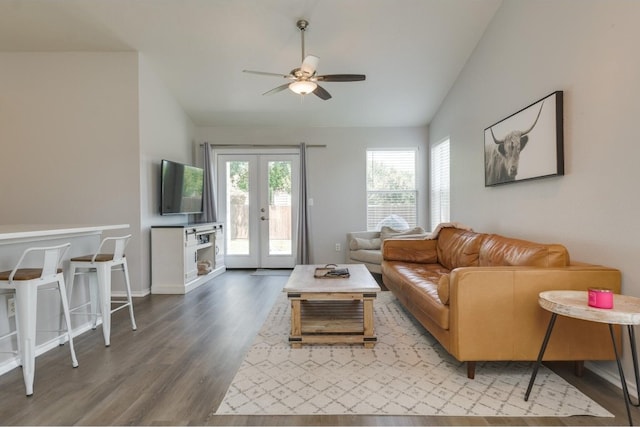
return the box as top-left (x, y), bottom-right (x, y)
top-left (366, 149), bottom-right (417, 231)
top-left (430, 139), bottom-right (450, 230)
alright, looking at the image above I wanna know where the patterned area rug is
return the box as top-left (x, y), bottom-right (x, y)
top-left (216, 292), bottom-right (612, 417)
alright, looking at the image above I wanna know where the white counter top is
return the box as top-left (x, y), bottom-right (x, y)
top-left (0, 224), bottom-right (129, 242)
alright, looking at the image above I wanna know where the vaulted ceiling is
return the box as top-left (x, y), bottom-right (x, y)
top-left (0, 0), bottom-right (502, 127)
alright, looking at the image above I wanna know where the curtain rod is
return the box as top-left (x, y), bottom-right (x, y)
top-left (199, 143), bottom-right (326, 148)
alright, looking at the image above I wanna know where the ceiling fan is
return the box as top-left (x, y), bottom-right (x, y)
top-left (243, 19), bottom-right (366, 100)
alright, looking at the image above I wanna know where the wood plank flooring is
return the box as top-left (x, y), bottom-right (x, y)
top-left (0, 269), bottom-right (633, 425)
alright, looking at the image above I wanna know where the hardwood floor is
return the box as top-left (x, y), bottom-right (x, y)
top-left (0, 269), bottom-right (633, 425)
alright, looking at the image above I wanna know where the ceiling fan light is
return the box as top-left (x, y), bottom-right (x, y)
top-left (289, 80), bottom-right (317, 95)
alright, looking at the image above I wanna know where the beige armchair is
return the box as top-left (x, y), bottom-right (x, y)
top-left (347, 226), bottom-right (426, 273)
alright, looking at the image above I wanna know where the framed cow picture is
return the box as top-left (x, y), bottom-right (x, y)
top-left (484, 91), bottom-right (564, 187)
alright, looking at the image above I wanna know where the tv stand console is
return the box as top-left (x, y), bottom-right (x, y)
top-left (151, 223), bottom-right (225, 294)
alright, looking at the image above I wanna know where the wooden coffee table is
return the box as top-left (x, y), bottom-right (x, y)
top-left (283, 264), bottom-right (381, 348)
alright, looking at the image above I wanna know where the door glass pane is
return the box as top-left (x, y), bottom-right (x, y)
top-left (268, 160), bottom-right (292, 255)
top-left (226, 161), bottom-right (249, 255)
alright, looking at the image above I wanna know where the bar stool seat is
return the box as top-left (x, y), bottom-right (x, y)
top-left (0, 243), bottom-right (78, 396)
top-left (68, 235), bottom-right (137, 347)
top-left (0, 268), bottom-right (62, 280)
top-left (70, 254), bottom-right (117, 262)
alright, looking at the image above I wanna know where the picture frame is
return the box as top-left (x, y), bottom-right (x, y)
top-left (484, 91), bottom-right (564, 187)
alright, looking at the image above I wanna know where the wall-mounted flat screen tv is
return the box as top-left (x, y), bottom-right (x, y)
top-left (160, 159), bottom-right (204, 215)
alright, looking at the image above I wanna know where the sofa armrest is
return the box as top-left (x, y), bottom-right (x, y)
top-left (382, 238), bottom-right (438, 263)
top-left (347, 231), bottom-right (381, 252)
top-left (447, 265), bottom-right (621, 361)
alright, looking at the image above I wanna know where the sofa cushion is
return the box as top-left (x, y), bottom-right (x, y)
top-left (349, 237), bottom-right (382, 251)
top-left (479, 234), bottom-right (570, 267)
top-left (349, 249), bottom-right (382, 265)
top-left (437, 274), bottom-right (450, 305)
top-left (383, 238), bottom-right (438, 264)
top-left (380, 226), bottom-right (425, 241)
top-left (382, 262), bottom-right (450, 329)
top-left (436, 228), bottom-right (485, 270)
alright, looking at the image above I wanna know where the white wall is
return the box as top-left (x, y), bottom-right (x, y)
top-left (429, 0), bottom-right (640, 385)
top-left (0, 52), bottom-right (196, 299)
top-left (138, 54), bottom-right (196, 293)
top-left (0, 52), bottom-right (143, 290)
top-left (0, 51), bottom-right (197, 371)
top-left (196, 126), bottom-right (428, 264)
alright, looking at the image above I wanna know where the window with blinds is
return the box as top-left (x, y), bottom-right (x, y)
top-left (366, 149), bottom-right (417, 231)
top-left (430, 138), bottom-right (450, 230)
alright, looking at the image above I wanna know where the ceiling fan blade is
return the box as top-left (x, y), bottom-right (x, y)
top-left (262, 83), bottom-right (290, 96)
top-left (300, 55), bottom-right (320, 76)
top-left (243, 70), bottom-right (291, 78)
top-left (316, 74), bottom-right (366, 82)
top-left (313, 84), bottom-right (332, 100)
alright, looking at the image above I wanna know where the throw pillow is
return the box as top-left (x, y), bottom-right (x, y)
top-left (349, 237), bottom-right (382, 251)
top-left (437, 274), bottom-right (450, 305)
top-left (380, 226), bottom-right (425, 241)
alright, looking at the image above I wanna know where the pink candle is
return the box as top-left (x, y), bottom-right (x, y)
top-left (588, 288), bottom-right (614, 309)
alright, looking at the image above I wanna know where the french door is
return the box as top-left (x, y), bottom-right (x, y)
top-left (217, 151), bottom-right (299, 269)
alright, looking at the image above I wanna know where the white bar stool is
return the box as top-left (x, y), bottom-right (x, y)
top-left (0, 243), bottom-right (78, 396)
top-left (67, 235), bottom-right (137, 347)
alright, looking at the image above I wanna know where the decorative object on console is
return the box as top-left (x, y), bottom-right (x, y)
top-left (484, 90), bottom-right (564, 186)
top-left (197, 260), bottom-right (212, 276)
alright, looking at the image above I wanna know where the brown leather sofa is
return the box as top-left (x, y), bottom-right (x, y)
top-left (381, 227), bottom-right (621, 378)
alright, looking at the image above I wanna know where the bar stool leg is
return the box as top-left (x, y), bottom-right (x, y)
top-left (67, 264), bottom-right (76, 295)
top-left (57, 276), bottom-right (78, 368)
top-left (87, 271), bottom-right (100, 329)
top-left (68, 264), bottom-right (99, 330)
top-left (15, 283), bottom-right (38, 396)
top-left (95, 263), bottom-right (112, 347)
top-left (122, 259), bottom-right (137, 331)
top-left (62, 264), bottom-right (76, 342)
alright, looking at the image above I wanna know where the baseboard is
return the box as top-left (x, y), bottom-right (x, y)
top-left (112, 289), bottom-right (150, 298)
top-left (586, 360), bottom-right (638, 399)
top-left (150, 266), bottom-right (225, 295)
top-left (0, 322), bottom-right (96, 377)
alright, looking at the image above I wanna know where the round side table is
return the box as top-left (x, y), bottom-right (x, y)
top-left (524, 290), bottom-right (640, 426)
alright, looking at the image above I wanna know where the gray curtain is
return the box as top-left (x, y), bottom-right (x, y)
top-left (297, 143), bottom-right (310, 264)
top-left (199, 142), bottom-right (217, 223)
